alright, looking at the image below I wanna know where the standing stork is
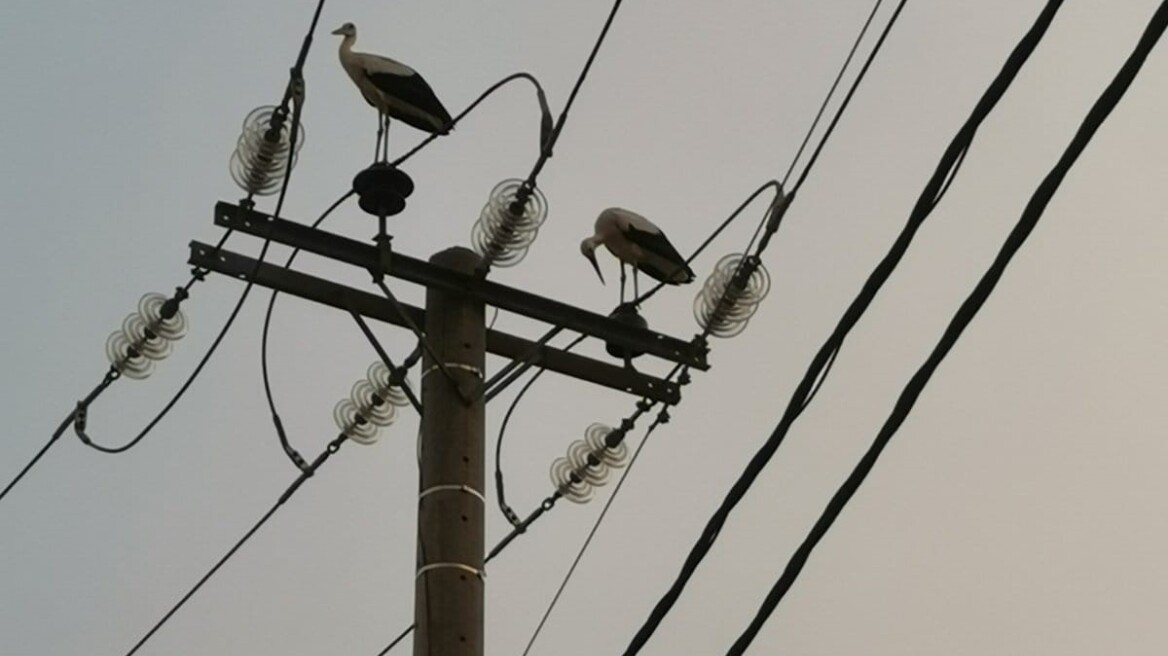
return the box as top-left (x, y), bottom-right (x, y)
top-left (580, 207), bottom-right (695, 305)
top-left (332, 22), bottom-right (453, 161)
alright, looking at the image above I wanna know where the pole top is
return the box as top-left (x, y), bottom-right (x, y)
top-left (430, 246), bottom-right (483, 274)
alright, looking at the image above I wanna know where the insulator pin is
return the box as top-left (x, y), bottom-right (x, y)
top-left (333, 361), bottom-right (410, 445)
top-left (549, 423), bottom-right (631, 504)
top-left (471, 179), bottom-right (548, 267)
top-left (693, 253), bottom-right (771, 338)
top-left (229, 106), bottom-right (305, 197)
top-left (105, 292), bottom-right (189, 380)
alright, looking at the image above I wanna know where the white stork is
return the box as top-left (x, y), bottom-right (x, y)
top-left (332, 22), bottom-right (453, 161)
top-left (580, 207), bottom-right (695, 304)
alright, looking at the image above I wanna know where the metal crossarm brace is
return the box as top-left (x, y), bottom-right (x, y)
top-left (213, 201), bottom-right (709, 370)
top-left (189, 242), bottom-right (681, 404)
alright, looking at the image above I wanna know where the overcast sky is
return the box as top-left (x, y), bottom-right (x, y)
top-left (2, 1), bottom-right (1166, 654)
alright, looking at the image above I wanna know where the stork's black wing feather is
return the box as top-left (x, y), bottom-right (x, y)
top-left (365, 70), bottom-right (453, 132)
top-left (624, 225), bottom-right (695, 284)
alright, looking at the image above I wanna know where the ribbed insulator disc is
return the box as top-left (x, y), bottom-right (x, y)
top-left (567, 439), bottom-right (609, 487)
top-left (333, 399), bottom-right (380, 445)
top-left (137, 293), bottom-right (188, 341)
top-left (366, 361), bottom-right (410, 407)
top-left (120, 314), bottom-right (173, 361)
top-left (105, 331), bottom-right (155, 380)
top-left (550, 456), bottom-right (594, 504)
top-left (585, 423), bottom-right (628, 467)
top-left (350, 379), bottom-right (398, 427)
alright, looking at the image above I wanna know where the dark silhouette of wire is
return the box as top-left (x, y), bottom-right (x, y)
top-left (520, 410), bottom-right (666, 656)
top-left (261, 189), bottom-right (356, 470)
top-left (376, 624), bottom-right (415, 656)
top-left (789, 0), bottom-right (907, 196)
top-left (123, 434), bottom-right (348, 656)
top-left (523, 0), bottom-right (626, 187)
top-left (621, 1), bottom-right (1067, 652)
top-left (634, 0), bottom-right (898, 309)
top-left (783, 0), bottom-right (887, 187)
top-left (494, 334), bottom-right (587, 525)
top-left (73, 0), bottom-right (326, 453)
top-left (392, 72), bottom-right (552, 167)
top-left (379, 367), bottom-right (684, 656)
top-left (75, 238), bottom-right (276, 454)
top-left (727, 6), bottom-right (1166, 650)
top-left (0, 369), bottom-right (119, 504)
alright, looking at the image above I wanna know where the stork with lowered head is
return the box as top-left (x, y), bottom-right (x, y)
top-left (580, 207), bottom-right (695, 306)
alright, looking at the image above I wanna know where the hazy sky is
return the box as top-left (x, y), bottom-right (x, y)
top-left (2, 1), bottom-right (1165, 654)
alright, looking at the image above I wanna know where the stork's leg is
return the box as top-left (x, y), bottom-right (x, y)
top-left (619, 264), bottom-right (627, 304)
top-left (633, 268), bottom-right (641, 300)
top-left (374, 112), bottom-right (385, 163)
top-left (381, 114), bottom-right (392, 161)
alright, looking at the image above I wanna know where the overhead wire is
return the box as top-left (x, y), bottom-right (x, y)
top-left (121, 312), bottom-right (425, 655)
top-left (381, 0), bottom-right (875, 652)
top-left (621, 1), bottom-right (1067, 652)
top-left (1, 47), bottom-right (315, 496)
top-left (495, 2), bottom-right (902, 645)
top-left (522, 0), bottom-right (626, 188)
top-left (391, 72), bottom-right (553, 168)
top-left (782, 0), bottom-right (887, 187)
top-left (61, 0), bottom-right (330, 457)
top-left (261, 189), bottom-right (356, 470)
top-left (0, 369), bottom-right (118, 503)
top-left (632, 0), bottom-right (890, 310)
top-left (494, 334), bottom-right (587, 526)
top-left (122, 433), bottom-right (349, 656)
top-left (726, 3), bottom-right (1167, 650)
top-left (519, 405), bottom-right (669, 656)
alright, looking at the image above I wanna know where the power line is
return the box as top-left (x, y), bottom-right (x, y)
top-left (500, 2), bottom-right (906, 637)
top-left (620, 1), bottom-right (1068, 652)
top-left (0, 369), bottom-right (118, 503)
top-left (782, 0), bottom-right (888, 187)
top-left (494, 334), bottom-right (587, 526)
top-left (726, 4), bottom-right (1167, 650)
top-left (17, 0), bottom-right (330, 464)
top-left (524, 0), bottom-right (626, 187)
top-left (391, 72), bottom-right (552, 168)
top-left (261, 189), bottom-right (356, 470)
top-left (520, 406), bottom-right (669, 656)
top-left (74, 237), bottom-right (276, 453)
top-left (635, 0), bottom-right (899, 309)
top-left (123, 433), bottom-right (349, 656)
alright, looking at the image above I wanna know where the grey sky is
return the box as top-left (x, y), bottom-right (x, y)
top-left (2, 1), bottom-right (1165, 654)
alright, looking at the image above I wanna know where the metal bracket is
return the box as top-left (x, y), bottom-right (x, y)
top-left (213, 201), bottom-right (709, 370)
top-left (188, 242), bottom-right (682, 404)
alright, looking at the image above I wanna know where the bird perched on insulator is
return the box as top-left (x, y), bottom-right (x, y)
top-left (580, 207), bottom-right (695, 304)
top-left (332, 22), bottom-right (453, 161)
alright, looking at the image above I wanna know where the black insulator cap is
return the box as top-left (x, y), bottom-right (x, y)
top-left (353, 163), bottom-right (415, 217)
top-left (159, 287), bottom-right (190, 320)
top-left (605, 305), bottom-right (649, 360)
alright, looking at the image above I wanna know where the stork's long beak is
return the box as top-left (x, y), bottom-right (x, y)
top-left (330, 26), bottom-right (345, 35)
top-left (585, 251), bottom-right (605, 285)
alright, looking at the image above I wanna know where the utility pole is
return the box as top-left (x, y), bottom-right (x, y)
top-left (191, 201), bottom-right (709, 656)
top-left (415, 247), bottom-right (486, 656)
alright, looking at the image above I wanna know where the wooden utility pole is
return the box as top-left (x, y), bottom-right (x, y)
top-left (415, 247), bottom-right (486, 656)
top-left (192, 201), bottom-right (709, 656)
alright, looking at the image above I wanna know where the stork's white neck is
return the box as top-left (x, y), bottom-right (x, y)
top-left (338, 33), bottom-right (356, 54)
